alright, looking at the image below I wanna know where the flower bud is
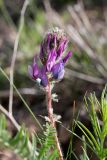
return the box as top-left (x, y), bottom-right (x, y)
top-left (28, 27), bottom-right (72, 88)
top-left (39, 27), bottom-right (68, 65)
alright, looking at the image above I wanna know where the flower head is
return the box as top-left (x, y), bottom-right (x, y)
top-left (28, 27), bottom-right (72, 88)
top-left (40, 28), bottom-right (68, 64)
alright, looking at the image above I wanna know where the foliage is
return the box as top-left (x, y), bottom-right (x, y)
top-left (76, 87), bottom-right (107, 160)
top-left (0, 114), bottom-right (59, 160)
top-left (38, 123), bottom-right (58, 160)
top-left (80, 136), bottom-right (90, 160)
top-left (1, 86), bottom-right (107, 160)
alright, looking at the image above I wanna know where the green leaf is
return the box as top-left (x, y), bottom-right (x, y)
top-left (76, 121), bottom-right (99, 152)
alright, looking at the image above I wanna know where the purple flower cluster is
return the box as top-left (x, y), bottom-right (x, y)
top-left (28, 27), bottom-right (72, 87)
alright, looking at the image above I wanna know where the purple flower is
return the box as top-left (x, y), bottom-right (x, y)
top-left (28, 27), bottom-right (72, 87)
top-left (28, 56), bottom-right (48, 87)
top-left (51, 51), bottom-right (72, 80)
top-left (51, 61), bottom-right (65, 80)
top-left (39, 67), bottom-right (48, 87)
top-left (57, 38), bottom-right (68, 58)
top-left (28, 56), bottom-right (40, 80)
top-left (40, 28), bottom-right (68, 65)
top-left (63, 51), bottom-right (72, 64)
top-left (46, 49), bottom-right (57, 71)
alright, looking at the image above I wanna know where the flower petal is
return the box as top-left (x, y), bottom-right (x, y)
top-left (63, 51), bottom-right (72, 64)
top-left (51, 61), bottom-right (65, 80)
top-left (33, 63), bottom-right (39, 78)
top-left (40, 67), bottom-right (48, 87)
top-left (46, 49), bottom-right (57, 71)
top-left (57, 39), bottom-right (68, 57)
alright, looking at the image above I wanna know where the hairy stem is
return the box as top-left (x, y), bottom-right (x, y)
top-left (46, 81), bottom-right (63, 160)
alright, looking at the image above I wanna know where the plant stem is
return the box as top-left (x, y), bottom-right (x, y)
top-left (46, 81), bottom-right (63, 160)
top-left (0, 104), bottom-right (20, 130)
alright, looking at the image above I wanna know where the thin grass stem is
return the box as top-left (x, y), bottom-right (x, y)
top-left (9, 0), bottom-right (30, 116)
